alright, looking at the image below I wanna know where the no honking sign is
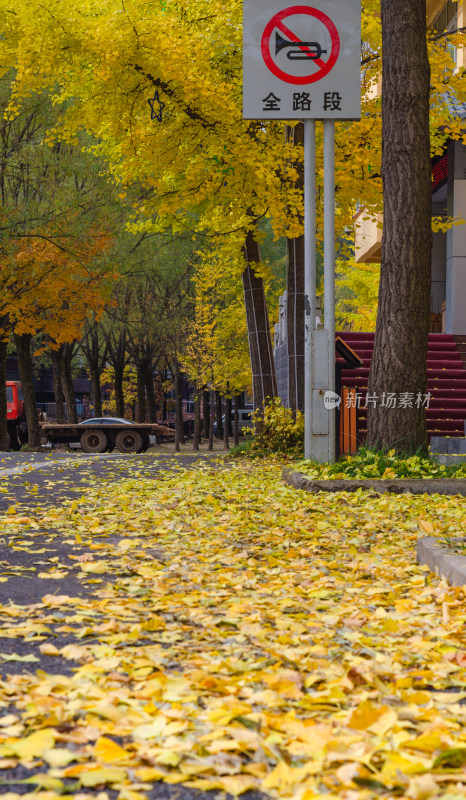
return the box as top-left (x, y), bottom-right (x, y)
top-left (243, 0), bottom-right (361, 120)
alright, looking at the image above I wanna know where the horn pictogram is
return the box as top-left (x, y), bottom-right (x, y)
top-left (275, 31), bottom-right (327, 60)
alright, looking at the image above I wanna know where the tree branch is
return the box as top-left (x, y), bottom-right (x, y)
top-left (429, 26), bottom-right (466, 41)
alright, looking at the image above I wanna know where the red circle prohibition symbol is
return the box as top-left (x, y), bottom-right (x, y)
top-left (261, 5), bottom-right (340, 85)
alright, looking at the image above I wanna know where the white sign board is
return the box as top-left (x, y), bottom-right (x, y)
top-left (243, 0), bottom-right (361, 120)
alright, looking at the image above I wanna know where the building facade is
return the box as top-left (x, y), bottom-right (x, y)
top-left (354, 0), bottom-right (466, 335)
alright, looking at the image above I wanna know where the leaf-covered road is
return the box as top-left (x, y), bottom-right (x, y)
top-left (1, 457), bottom-right (466, 800)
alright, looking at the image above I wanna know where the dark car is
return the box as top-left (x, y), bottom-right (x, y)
top-left (78, 417), bottom-right (133, 425)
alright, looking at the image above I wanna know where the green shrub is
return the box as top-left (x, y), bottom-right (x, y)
top-left (249, 397), bottom-right (304, 456)
top-left (298, 446), bottom-right (466, 479)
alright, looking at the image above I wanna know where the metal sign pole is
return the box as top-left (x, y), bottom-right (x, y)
top-left (242, 0), bottom-right (361, 463)
top-left (304, 119), bottom-right (316, 460)
top-left (324, 119), bottom-right (336, 461)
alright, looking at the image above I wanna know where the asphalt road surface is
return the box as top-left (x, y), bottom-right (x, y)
top-left (0, 451), bottom-right (264, 800)
top-left (0, 451), bottom-right (221, 606)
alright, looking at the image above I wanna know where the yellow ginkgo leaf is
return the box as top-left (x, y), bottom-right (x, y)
top-left (11, 729), bottom-right (56, 759)
top-left (80, 767), bottom-right (127, 786)
top-left (94, 737), bottom-right (131, 763)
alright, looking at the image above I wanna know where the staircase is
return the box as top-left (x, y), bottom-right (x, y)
top-left (454, 336), bottom-right (466, 368)
top-left (337, 332), bottom-right (466, 443)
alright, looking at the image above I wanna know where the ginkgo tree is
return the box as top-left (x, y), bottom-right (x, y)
top-left (0, 0), bottom-right (464, 424)
top-left (0, 0), bottom-right (313, 411)
top-left (181, 245), bottom-right (252, 449)
top-left (0, 80), bottom-right (117, 447)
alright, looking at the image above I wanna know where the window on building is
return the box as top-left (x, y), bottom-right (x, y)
top-left (433, 0), bottom-right (458, 33)
top-left (432, 1), bottom-right (458, 63)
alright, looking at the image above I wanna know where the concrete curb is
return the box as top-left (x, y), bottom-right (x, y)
top-left (438, 454), bottom-right (466, 466)
top-left (417, 536), bottom-right (466, 586)
top-left (282, 468), bottom-right (466, 496)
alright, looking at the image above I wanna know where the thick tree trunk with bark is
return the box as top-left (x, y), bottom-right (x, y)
top-left (0, 340), bottom-right (8, 451)
top-left (367, 0), bottom-right (432, 454)
top-left (62, 343), bottom-right (78, 423)
top-left (50, 348), bottom-right (66, 423)
top-left (243, 230), bottom-right (277, 410)
top-left (15, 333), bottom-right (41, 449)
top-left (286, 123), bottom-right (305, 414)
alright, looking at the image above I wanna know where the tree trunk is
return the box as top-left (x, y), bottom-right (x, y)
top-left (114, 365), bottom-right (125, 418)
top-left (154, 373), bottom-right (162, 420)
top-left (193, 386), bottom-right (201, 451)
top-left (367, 0), bottom-right (432, 454)
top-left (223, 399), bottom-right (229, 451)
top-left (215, 391), bottom-right (223, 439)
top-left (62, 343), bottom-right (78, 423)
top-left (225, 394), bottom-right (232, 436)
top-left (108, 331), bottom-right (127, 418)
top-left (174, 361), bottom-right (184, 449)
top-left (0, 340), bottom-right (9, 451)
top-left (202, 389), bottom-right (210, 439)
top-left (15, 333), bottom-right (41, 449)
top-left (145, 364), bottom-right (157, 422)
top-left (286, 123), bottom-right (305, 415)
top-left (50, 348), bottom-right (66, 423)
top-left (136, 362), bottom-right (146, 423)
top-left (89, 364), bottom-right (102, 418)
top-left (234, 395), bottom-right (239, 447)
top-left (243, 230), bottom-right (277, 411)
top-left (81, 327), bottom-right (106, 419)
top-left (208, 389), bottom-right (214, 451)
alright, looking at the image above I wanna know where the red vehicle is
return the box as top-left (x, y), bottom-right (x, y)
top-left (6, 381), bottom-right (27, 450)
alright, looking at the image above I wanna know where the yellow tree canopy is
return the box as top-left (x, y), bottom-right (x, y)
top-left (1, 230), bottom-right (114, 342)
top-left (1, 0), bottom-right (463, 244)
top-left (181, 245), bottom-right (252, 396)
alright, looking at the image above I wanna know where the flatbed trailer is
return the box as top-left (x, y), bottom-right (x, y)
top-left (40, 422), bottom-right (174, 453)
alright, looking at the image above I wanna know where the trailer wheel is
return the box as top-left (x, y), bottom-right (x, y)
top-left (115, 429), bottom-right (144, 453)
top-left (80, 429), bottom-right (109, 453)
